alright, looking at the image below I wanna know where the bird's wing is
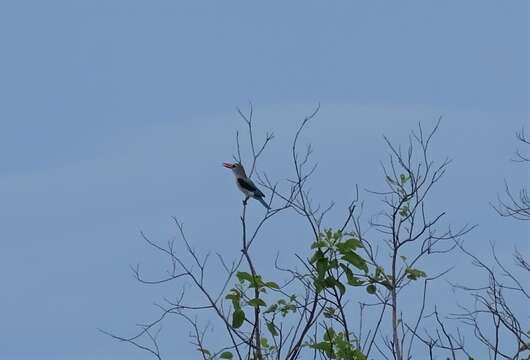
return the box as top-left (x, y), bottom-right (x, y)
top-left (237, 177), bottom-right (265, 197)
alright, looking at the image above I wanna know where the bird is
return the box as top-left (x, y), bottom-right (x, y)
top-left (223, 162), bottom-right (270, 209)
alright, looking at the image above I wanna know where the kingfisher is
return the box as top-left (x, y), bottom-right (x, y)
top-left (223, 162), bottom-right (270, 209)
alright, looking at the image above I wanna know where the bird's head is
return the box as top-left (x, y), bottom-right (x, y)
top-left (223, 162), bottom-right (237, 169)
top-left (223, 162), bottom-right (246, 177)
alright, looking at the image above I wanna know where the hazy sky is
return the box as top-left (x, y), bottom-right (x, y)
top-left (0, 1), bottom-right (527, 359)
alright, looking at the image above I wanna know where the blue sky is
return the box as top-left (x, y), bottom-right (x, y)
top-left (0, 1), bottom-right (527, 359)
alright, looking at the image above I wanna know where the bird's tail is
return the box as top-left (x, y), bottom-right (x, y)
top-left (256, 196), bottom-right (270, 210)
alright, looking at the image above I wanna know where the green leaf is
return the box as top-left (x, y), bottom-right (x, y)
top-left (351, 278), bottom-right (364, 286)
top-left (260, 336), bottom-right (269, 347)
top-left (236, 271), bottom-right (253, 283)
top-left (266, 321), bottom-right (278, 336)
top-left (366, 284), bottom-right (377, 294)
top-left (324, 327), bottom-right (336, 341)
top-left (375, 266), bottom-right (385, 279)
top-left (336, 238), bottom-right (363, 253)
top-left (341, 251), bottom-right (368, 273)
top-left (399, 205), bottom-right (409, 217)
top-left (232, 309), bottom-right (245, 328)
top-left (336, 280), bottom-right (346, 296)
top-left (247, 298), bottom-right (267, 307)
top-left (225, 293), bottom-right (237, 301)
top-left (323, 306), bottom-right (336, 318)
top-left (405, 268), bottom-right (427, 280)
top-left (328, 259), bottom-right (339, 269)
top-left (348, 276), bottom-right (364, 286)
top-left (311, 240), bottom-right (328, 249)
top-left (251, 274), bottom-right (264, 288)
top-left (341, 264), bottom-right (364, 286)
top-left (308, 341), bottom-right (333, 357)
top-left (282, 303), bottom-right (296, 316)
top-left (310, 248), bottom-right (325, 263)
top-left (264, 303), bottom-right (278, 314)
top-left (225, 289), bottom-right (241, 309)
top-left (314, 278), bottom-right (325, 293)
top-left (264, 281), bottom-right (280, 289)
top-left (324, 276), bottom-right (337, 289)
top-left (220, 351), bottom-right (233, 359)
top-left (316, 257), bottom-right (329, 278)
top-left (198, 348), bottom-right (211, 356)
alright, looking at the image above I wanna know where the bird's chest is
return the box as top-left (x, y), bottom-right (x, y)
top-left (235, 179), bottom-right (254, 197)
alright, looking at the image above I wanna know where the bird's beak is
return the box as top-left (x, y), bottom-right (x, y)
top-left (223, 162), bottom-right (234, 169)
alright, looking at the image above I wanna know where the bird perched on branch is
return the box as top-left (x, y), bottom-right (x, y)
top-left (223, 162), bottom-right (270, 209)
